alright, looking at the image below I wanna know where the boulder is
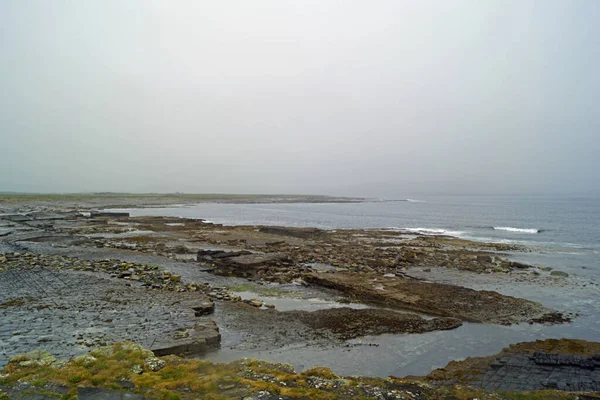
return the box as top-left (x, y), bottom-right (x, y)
top-left (151, 321), bottom-right (221, 357)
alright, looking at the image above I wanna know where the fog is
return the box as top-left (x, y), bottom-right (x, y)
top-left (1, 1), bottom-right (599, 197)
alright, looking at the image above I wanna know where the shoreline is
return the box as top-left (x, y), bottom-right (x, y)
top-left (1, 196), bottom-right (598, 398)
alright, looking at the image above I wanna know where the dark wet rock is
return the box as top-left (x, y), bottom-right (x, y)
top-left (423, 339), bottom-right (600, 393)
top-left (258, 226), bottom-right (325, 239)
top-left (197, 249), bottom-right (251, 261)
top-left (199, 249), bottom-right (296, 282)
top-left (170, 244), bottom-right (191, 254)
top-left (533, 352), bottom-right (600, 368)
top-left (528, 311), bottom-right (572, 324)
top-left (509, 261), bottom-right (530, 269)
top-left (306, 271), bottom-right (564, 325)
top-left (283, 307), bottom-right (462, 340)
top-left (90, 211), bottom-right (130, 218)
top-left (118, 270), bottom-right (133, 278)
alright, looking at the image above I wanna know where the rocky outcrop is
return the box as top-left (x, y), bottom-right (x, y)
top-left (282, 307), bottom-right (462, 340)
top-left (0, 254), bottom-right (221, 368)
top-left (151, 321), bottom-right (221, 357)
top-left (423, 339), bottom-right (600, 393)
top-left (197, 249), bottom-right (300, 282)
top-left (305, 271), bottom-right (567, 325)
top-left (258, 226), bottom-right (325, 239)
top-left (3, 341), bottom-right (596, 400)
top-left (90, 211), bottom-right (130, 218)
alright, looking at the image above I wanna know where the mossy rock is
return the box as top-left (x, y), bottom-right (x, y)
top-left (8, 350), bottom-right (57, 368)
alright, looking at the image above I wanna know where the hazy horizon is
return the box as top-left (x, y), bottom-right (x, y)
top-left (2, 1), bottom-right (599, 198)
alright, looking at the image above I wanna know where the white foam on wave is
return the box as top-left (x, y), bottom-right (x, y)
top-left (493, 226), bottom-right (541, 234)
top-left (389, 227), bottom-right (465, 236)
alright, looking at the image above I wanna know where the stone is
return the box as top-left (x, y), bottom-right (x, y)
top-left (143, 356), bottom-right (166, 372)
top-left (74, 355), bottom-right (98, 366)
top-left (191, 301), bottom-right (215, 316)
top-left (248, 299), bottom-right (264, 308)
top-left (8, 350), bottom-right (57, 367)
top-left (151, 322), bottom-right (221, 357)
top-left (90, 211), bottom-right (130, 218)
top-left (477, 255), bottom-right (493, 263)
top-left (510, 261), bottom-right (530, 270)
top-left (131, 364), bottom-right (143, 374)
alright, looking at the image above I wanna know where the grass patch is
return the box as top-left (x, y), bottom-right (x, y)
top-left (1, 341), bottom-right (592, 400)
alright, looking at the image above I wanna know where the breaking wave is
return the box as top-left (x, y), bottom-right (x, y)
top-left (493, 226), bottom-right (543, 234)
top-left (389, 227), bottom-right (465, 236)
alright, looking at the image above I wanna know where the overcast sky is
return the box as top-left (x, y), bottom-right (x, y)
top-left (1, 1), bottom-right (599, 197)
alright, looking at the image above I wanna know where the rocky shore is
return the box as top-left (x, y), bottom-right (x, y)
top-left (421, 339), bottom-right (600, 392)
top-left (1, 340), bottom-right (599, 400)
top-left (0, 195), bottom-right (597, 398)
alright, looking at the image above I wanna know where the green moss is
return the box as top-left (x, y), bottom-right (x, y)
top-left (301, 367), bottom-right (338, 380)
top-left (0, 342), bottom-right (592, 400)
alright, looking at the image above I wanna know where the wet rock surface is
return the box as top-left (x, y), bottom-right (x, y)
top-left (282, 307), bottom-right (462, 340)
top-left (424, 339), bottom-right (600, 393)
top-left (0, 197), bottom-right (589, 397)
top-left (474, 353), bottom-right (600, 392)
top-left (0, 256), bottom-right (220, 369)
top-left (305, 271), bottom-right (566, 324)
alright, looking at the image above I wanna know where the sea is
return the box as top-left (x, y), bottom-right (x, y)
top-left (114, 195), bottom-right (600, 376)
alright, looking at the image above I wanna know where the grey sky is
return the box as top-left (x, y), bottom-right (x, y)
top-left (1, 0), bottom-right (599, 197)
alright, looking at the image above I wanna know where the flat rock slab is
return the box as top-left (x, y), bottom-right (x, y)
top-left (282, 307), bottom-right (462, 340)
top-left (425, 339), bottom-right (600, 392)
top-left (152, 321), bottom-right (221, 357)
top-left (90, 211), bottom-right (130, 218)
top-left (0, 214), bottom-right (32, 223)
top-left (306, 272), bottom-right (564, 325)
top-left (258, 226), bottom-right (326, 239)
top-left (198, 249), bottom-right (293, 281)
top-left (0, 265), bottom-right (219, 368)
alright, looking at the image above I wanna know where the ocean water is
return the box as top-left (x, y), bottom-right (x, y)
top-left (113, 196), bottom-right (600, 376)
top-left (117, 195), bottom-right (600, 277)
